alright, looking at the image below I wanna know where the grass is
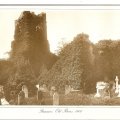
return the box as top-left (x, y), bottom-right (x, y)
top-left (21, 91), bottom-right (120, 105)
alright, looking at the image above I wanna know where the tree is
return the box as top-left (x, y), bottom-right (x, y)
top-left (41, 33), bottom-right (95, 93)
top-left (95, 40), bottom-right (120, 82)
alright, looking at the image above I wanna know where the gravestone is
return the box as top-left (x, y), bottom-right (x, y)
top-left (22, 85), bottom-right (28, 98)
top-left (1, 98), bottom-right (9, 105)
top-left (37, 89), bottom-right (44, 105)
top-left (0, 85), bottom-right (8, 105)
top-left (65, 85), bottom-right (71, 95)
top-left (117, 85), bottom-right (120, 97)
top-left (18, 90), bottom-right (25, 105)
top-left (115, 76), bottom-right (119, 93)
top-left (0, 92), bottom-right (4, 105)
top-left (94, 86), bottom-right (101, 97)
top-left (94, 82), bottom-right (109, 98)
top-left (39, 84), bottom-right (50, 105)
top-left (53, 91), bottom-right (59, 105)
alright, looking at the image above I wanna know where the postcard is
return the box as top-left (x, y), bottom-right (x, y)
top-left (0, 1), bottom-right (120, 120)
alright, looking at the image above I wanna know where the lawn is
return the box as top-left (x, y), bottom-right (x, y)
top-left (22, 91), bottom-right (120, 105)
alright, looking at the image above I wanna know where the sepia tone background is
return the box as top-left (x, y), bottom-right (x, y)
top-left (0, 10), bottom-right (120, 105)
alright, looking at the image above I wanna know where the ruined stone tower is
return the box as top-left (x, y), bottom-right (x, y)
top-left (10, 11), bottom-right (57, 72)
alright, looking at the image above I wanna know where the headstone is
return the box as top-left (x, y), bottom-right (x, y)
top-left (0, 91), bottom-right (9, 105)
top-left (115, 76), bottom-right (119, 93)
top-left (94, 85), bottom-right (101, 97)
top-left (65, 85), bottom-right (71, 95)
top-left (0, 92), bottom-right (4, 105)
top-left (53, 91), bottom-right (59, 105)
top-left (1, 98), bottom-right (9, 105)
top-left (37, 90), bottom-right (44, 105)
top-left (94, 82), bottom-right (109, 98)
top-left (18, 90), bottom-right (25, 105)
top-left (0, 86), bottom-right (9, 105)
top-left (22, 85), bottom-right (28, 98)
top-left (117, 85), bottom-right (120, 97)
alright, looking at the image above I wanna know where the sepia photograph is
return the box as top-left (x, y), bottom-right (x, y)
top-left (1, 9), bottom-right (120, 106)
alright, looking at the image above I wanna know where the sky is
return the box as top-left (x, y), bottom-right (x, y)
top-left (1, 9), bottom-right (120, 58)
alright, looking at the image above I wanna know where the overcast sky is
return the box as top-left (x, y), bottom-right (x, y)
top-left (0, 9), bottom-right (120, 58)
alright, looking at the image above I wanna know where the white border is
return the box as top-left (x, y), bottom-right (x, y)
top-left (1, 6), bottom-right (120, 10)
top-left (0, 106), bottom-right (120, 119)
top-left (0, 0), bottom-right (120, 4)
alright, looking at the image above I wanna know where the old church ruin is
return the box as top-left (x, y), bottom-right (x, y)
top-left (10, 11), bottom-right (57, 72)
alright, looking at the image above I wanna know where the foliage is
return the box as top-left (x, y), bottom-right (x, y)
top-left (2, 11), bottom-right (120, 100)
top-left (95, 40), bottom-right (120, 82)
top-left (0, 59), bottom-right (13, 85)
top-left (40, 33), bottom-right (95, 93)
